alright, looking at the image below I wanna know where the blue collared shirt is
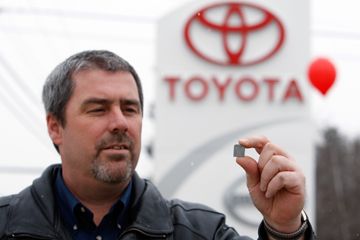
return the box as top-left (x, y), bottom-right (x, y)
top-left (54, 169), bottom-right (132, 240)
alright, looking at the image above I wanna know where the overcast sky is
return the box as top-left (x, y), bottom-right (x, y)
top-left (310, 0), bottom-right (360, 139)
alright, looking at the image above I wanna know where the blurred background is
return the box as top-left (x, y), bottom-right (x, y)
top-left (0, 0), bottom-right (359, 238)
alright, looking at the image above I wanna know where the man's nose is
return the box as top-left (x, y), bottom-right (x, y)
top-left (108, 108), bottom-right (129, 133)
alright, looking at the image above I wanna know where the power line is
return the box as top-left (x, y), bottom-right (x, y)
top-left (0, 6), bottom-right (157, 24)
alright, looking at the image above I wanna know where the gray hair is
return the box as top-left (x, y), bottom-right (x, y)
top-left (42, 50), bottom-right (144, 126)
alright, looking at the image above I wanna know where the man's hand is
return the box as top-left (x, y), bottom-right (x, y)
top-left (235, 136), bottom-right (305, 234)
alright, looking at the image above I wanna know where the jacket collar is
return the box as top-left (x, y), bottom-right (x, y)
top-left (6, 164), bottom-right (64, 238)
top-left (6, 164), bottom-right (174, 238)
top-left (126, 172), bottom-right (174, 235)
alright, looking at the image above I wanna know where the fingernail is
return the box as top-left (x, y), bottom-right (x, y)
top-left (239, 139), bottom-right (248, 145)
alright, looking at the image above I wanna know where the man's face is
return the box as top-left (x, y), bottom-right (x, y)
top-left (48, 69), bottom-right (142, 185)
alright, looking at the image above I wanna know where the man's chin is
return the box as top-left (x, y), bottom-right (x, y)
top-left (91, 160), bottom-right (133, 184)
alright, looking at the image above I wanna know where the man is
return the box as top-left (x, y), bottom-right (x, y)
top-left (0, 50), bottom-right (315, 239)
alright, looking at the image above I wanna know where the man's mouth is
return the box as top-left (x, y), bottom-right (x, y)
top-left (102, 143), bottom-right (131, 153)
top-left (100, 145), bottom-right (131, 160)
top-left (95, 134), bottom-right (134, 158)
top-left (105, 144), bottom-right (129, 150)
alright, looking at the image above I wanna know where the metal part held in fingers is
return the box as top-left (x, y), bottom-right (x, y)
top-left (233, 144), bottom-right (245, 157)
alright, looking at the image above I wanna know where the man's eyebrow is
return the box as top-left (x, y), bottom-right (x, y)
top-left (120, 99), bottom-right (141, 108)
top-left (80, 98), bottom-right (141, 109)
top-left (81, 98), bottom-right (111, 107)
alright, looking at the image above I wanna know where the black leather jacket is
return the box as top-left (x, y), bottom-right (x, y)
top-left (0, 165), bottom-right (315, 239)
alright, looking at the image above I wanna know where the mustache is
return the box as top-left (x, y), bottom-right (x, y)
top-left (95, 132), bottom-right (134, 151)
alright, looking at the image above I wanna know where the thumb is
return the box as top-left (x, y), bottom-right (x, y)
top-left (236, 156), bottom-right (260, 189)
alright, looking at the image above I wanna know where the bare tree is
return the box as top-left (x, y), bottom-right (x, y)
top-left (316, 128), bottom-right (360, 239)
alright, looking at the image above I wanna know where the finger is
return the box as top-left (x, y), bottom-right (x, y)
top-left (236, 156), bottom-right (260, 189)
top-left (238, 136), bottom-right (269, 154)
top-left (258, 142), bottom-right (290, 171)
top-left (259, 155), bottom-right (297, 192)
top-left (265, 171), bottom-right (305, 199)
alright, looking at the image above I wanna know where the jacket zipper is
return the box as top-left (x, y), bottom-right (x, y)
top-left (8, 233), bottom-right (56, 240)
top-left (119, 227), bottom-right (168, 239)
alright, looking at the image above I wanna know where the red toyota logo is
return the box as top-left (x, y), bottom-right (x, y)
top-left (184, 2), bottom-right (286, 66)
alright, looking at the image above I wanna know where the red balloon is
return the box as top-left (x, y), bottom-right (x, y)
top-left (308, 58), bottom-right (336, 95)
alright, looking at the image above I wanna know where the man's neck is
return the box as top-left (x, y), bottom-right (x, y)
top-left (62, 171), bottom-right (130, 225)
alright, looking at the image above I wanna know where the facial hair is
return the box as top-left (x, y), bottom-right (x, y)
top-left (91, 132), bottom-right (135, 184)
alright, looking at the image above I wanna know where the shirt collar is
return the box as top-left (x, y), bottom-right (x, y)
top-left (54, 168), bottom-right (133, 229)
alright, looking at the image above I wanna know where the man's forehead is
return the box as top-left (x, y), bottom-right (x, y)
top-left (70, 70), bottom-right (139, 102)
top-left (72, 70), bottom-right (137, 91)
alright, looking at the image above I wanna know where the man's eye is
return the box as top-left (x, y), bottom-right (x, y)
top-left (125, 108), bottom-right (135, 113)
top-left (124, 107), bottom-right (138, 114)
top-left (88, 108), bottom-right (105, 113)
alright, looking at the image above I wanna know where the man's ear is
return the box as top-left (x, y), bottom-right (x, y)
top-left (46, 114), bottom-right (63, 146)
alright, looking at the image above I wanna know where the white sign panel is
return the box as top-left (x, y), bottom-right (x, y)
top-left (155, 0), bottom-right (314, 237)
